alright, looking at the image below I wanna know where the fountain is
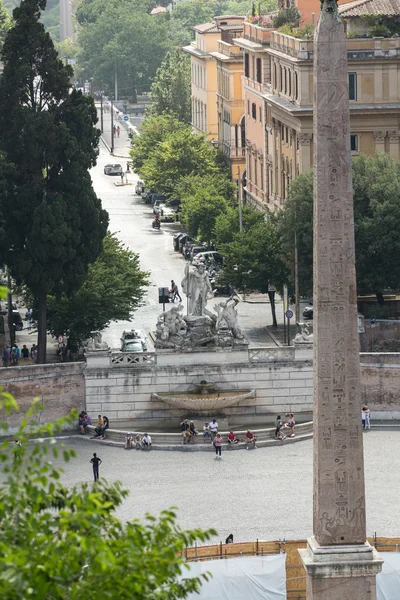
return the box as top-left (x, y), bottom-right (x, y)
top-left (151, 381), bottom-right (255, 413)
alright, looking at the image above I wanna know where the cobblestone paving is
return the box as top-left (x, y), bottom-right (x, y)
top-left (35, 431), bottom-right (400, 544)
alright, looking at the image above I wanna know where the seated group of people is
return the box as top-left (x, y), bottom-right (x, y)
top-left (125, 432), bottom-right (152, 450)
top-left (180, 419), bottom-right (200, 444)
top-left (93, 415), bottom-right (110, 439)
top-left (275, 413), bottom-right (295, 439)
top-left (180, 419), bottom-right (258, 449)
top-left (78, 411), bottom-right (91, 434)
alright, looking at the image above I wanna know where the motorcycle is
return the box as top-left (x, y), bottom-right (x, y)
top-left (152, 214), bottom-right (161, 230)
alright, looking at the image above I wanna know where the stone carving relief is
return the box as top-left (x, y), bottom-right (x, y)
top-left (298, 133), bottom-right (312, 146)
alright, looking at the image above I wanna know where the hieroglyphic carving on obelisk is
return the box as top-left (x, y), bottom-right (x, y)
top-left (313, 0), bottom-right (366, 546)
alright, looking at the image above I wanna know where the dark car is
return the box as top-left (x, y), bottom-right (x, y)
top-left (0, 309), bottom-right (23, 330)
top-left (173, 232), bottom-right (186, 251)
top-left (179, 235), bottom-right (193, 253)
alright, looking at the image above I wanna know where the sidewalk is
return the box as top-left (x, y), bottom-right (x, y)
top-left (96, 104), bottom-right (132, 159)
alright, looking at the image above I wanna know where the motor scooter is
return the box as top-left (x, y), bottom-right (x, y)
top-left (152, 214), bottom-right (161, 229)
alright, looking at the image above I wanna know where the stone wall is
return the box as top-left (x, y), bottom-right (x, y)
top-left (0, 362), bottom-right (85, 432)
top-left (360, 353), bottom-right (400, 418)
top-left (85, 347), bottom-right (314, 427)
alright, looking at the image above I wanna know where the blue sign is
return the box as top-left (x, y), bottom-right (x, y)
top-left (285, 309), bottom-right (294, 319)
top-left (123, 115), bottom-right (129, 121)
top-left (370, 315), bottom-right (376, 325)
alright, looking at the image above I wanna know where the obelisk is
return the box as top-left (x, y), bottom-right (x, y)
top-left (299, 1), bottom-right (382, 597)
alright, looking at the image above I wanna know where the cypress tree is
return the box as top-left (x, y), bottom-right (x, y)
top-left (0, 0), bottom-right (108, 363)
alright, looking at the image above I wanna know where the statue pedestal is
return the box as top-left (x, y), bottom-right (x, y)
top-left (299, 537), bottom-right (382, 600)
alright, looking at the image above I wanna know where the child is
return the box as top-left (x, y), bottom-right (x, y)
top-left (135, 435), bottom-right (142, 450)
top-left (203, 422), bottom-right (211, 441)
top-left (213, 432), bottom-right (223, 458)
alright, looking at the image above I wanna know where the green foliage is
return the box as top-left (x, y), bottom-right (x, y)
top-left (275, 170), bottom-right (313, 297)
top-left (360, 14), bottom-right (400, 38)
top-left (46, 232), bottom-right (149, 343)
top-left (179, 175), bottom-right (235, 244)
top-left (273, 6), bottom-right (301, 29)
top-left (133, 115), bottom-right (222, 199)
top-left (276, 154), bottom-right (400, 301)
top-left (0, 390), bottom-right (215, 599)
top-left (0, 0), bottom-right (108, 362)
top-left (0, 0), bottom-right (10, 52)
top-left (278, 22), bottom-right (313, 38)
top-left (150, 49), bottom-right (191, 123)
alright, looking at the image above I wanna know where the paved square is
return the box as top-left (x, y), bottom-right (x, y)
top-left (32, 431), bottom-right (400, 544)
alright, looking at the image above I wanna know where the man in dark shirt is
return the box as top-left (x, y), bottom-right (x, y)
top-left (180, 419), bottom-right (190, 444)
top-left (90, 452), bottom-right (102, 482)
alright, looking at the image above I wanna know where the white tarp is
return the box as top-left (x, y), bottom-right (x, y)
top-left (182, 554), bottom-right (287, 600)
top-left (377, 553), bottom-right (400, 600)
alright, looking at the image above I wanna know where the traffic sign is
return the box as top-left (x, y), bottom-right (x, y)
top-left (370, 315), bottom-right (376, 328)
top-left (57, 335), bottom-right (64, 344)
top-left (123, 115), bottom-right (129, 121)
top-left (285, 309), bottom-right (294, 319)
top-left (268, 284), bottom-right (276, 292)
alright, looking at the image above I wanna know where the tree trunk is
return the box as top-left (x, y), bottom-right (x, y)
top-left (376, 291), bottom-right (385, 305)
top-left (36, 292), bottom-right (47, 364)
top-left (268, 290), bottom-right (278, 327)
top-left (132, 86), bottom-right (137, 104)
top-left (7, 271), bottom-right (15, 346)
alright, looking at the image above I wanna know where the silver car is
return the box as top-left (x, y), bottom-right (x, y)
top-left (104, 163), bottom-right (123, 176)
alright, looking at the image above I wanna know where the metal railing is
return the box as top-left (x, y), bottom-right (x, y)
top-left (249, 347), bottom-right (295, 362)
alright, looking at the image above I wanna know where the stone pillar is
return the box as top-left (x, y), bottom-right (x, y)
top-left (298, 133), bottom-right (312, 172)
top-left (388, 130), bottom-right (399, 162)
top-left (373, 130), bottom-right (386, 153)
top-left (299, 1), bottom-right (382, 597)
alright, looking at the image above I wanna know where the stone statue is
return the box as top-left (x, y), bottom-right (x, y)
top-left (214, 296), bottom-right (244, 339)
top-left (294, 322), bottom-right (314, 343)
top-left (181, 262), bottom-right (213, 316)
top-left (85, 331), bottom-right (109, 351)
top-left (156, 303), bottom-right (187, 341)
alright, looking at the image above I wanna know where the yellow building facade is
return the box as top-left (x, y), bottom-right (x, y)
top-left (183, 16), bottom-right (245, 177)
top-left (234, 19), bottom-right (400, 211)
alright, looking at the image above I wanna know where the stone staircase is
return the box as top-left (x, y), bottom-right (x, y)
top-left (84, 421), bottom-right (314, 451)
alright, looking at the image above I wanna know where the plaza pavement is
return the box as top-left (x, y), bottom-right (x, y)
top-left (33, 431), bottom-right (400, 544)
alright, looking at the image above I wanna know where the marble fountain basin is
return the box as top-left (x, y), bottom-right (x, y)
top-left (151, 389), bottom-right (255, 412)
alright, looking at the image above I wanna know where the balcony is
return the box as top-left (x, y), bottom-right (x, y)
top-left (243, 22), bottom-right (274, 45)
top-left (221, 141), bottom-right (246, 159)
top-left (270, 31), bottom-right (400, 60)
top-left (217, 40), bottom-right (243, 58)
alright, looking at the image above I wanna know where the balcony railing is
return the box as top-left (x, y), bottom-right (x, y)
top-left (217, 40), bottom-right (243, 58)
top-left (243, 22), bottom-right (274, 45)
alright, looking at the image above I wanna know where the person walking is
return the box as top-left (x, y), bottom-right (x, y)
top-left (275, 415), bottom-right (286, 440)
top-left (113, 125), bottom-right (116, 137)
top-left (116, 126), bottom-right (120, 138)
top-left (90, 452), bottom-right (102, 482)
top-left (170, 280), bottom-right (182, 302)
top-left (213, 432), bottom-right (223, 458)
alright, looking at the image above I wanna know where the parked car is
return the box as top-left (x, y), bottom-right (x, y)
top-left (173, 232), bottom-right (186, 251)
top-left (159, 204), bottom-right (177, 222)
top-left (193, 251), bottom-right (224, 268)
top-left (104, 163), bottom-right (123, 176)
top-left (143, 191), bottom-right (155, 204)
top-left (189, 245), bottom-right (209, 262)
top-left (0, 309), bottom-right (23, 330)
top-left (135, 180), bottom-right (145, 195)
top-left (179, 235), bottom-right (193, 253)
top-left (120, 329), bottom-right (147, 352)
top-left (152, 195), bottom-right (168, 213)
top-left (124, 340), bottom-right (145, 353)
top-left (303, 303), bottom-right (314, 319)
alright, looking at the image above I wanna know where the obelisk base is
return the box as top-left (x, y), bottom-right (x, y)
top-left (299, 537), bottom-right (383, 600)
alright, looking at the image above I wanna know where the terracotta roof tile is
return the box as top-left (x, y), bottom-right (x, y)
top-left (339, 0), bottom-right (400, 16)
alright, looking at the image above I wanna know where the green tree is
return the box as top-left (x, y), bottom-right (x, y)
top-left (130, 113), bottom-right (189, 173)
top-left (0, 0), bottom-right (108, 363)
top-left (45, 232), bottom-right (149, 344)
top-left (0, 0), bottom-right (10, 51)
top-left (276, 154), bottom-right (400, 304)
top-left (0, 391), bottom-right (215, 599)
top-left (150, 49), bottom-right (191, 123)
top-left (275, 170), bottom-right (313, 298)
top-left (138, 125), bottom-right (221, 199)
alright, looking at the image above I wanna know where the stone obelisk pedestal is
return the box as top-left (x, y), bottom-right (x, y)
top-left (299, 1), bottom-right (382, 597)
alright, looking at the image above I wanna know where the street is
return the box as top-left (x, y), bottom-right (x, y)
top-left (92, 140), bottom-right (283, 350)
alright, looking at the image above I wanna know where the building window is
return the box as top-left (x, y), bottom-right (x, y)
top-left (254, 156), bottom-right (257, 186)
top-left (244, 53), bottom-right (249, 78)
top-left (274, 63), bottom-right (277, 88)
top-left (280, 66), bottom-right (283, 91)
top-left (288, 71), bottom-right (292, 96)
top-left (350, 134), bottom-right (359, 152)
top-left (349, 73), bottom-right (357, 101)
top-left (252, 102), bottom-right (257, 120)
top-left (286, 127), bottom-right (288, 144)
top-left (252, 55), bottom-right (255, 80)
top-left (295, 72), bottom-right (298, 100)
top-left (281, 124), bottom-right (285, 141)
top-left (241, 117), bottom-right (246, 148)
top-left (284, 69), bottom-right (287, 94)
top-left (259, 106), bottom-right (262, 123)
top-left (256, 58), bottom-right (262, 84)
top-left (260, 161), bottom-right (264, 190)
top-left (247, 100), bottom-right (250, 115)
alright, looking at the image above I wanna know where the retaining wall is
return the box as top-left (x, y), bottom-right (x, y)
top-left (0, 362), bottom-right (85, 432)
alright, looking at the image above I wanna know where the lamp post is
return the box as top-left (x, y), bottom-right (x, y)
top-left (237, 166), bottom-right (243, 232)
top-left (100, 91), bottom-right (104, 134)
top-left (110, 97), bottom-right (114, 155)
